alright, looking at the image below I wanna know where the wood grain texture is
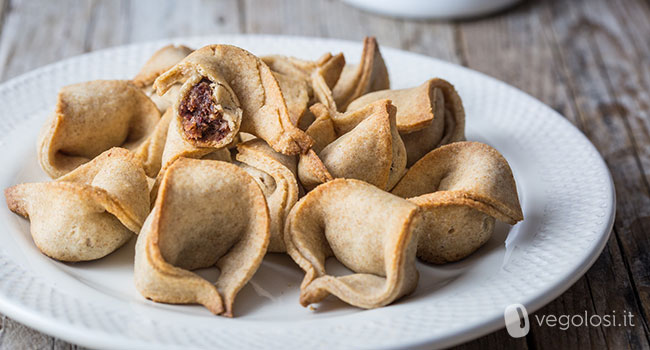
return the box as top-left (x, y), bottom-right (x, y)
top-left (457, 1), bottom-right (650, 349)
top-left (541, 1), bottom-right (650, 347)
top-left (0, 0), bottom-right (648, 349)
top-left (0, 0), bottom-right (92, 81)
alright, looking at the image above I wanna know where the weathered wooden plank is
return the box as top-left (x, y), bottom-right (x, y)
top-left (570, 0), bottom-right (650, 186)
top-left (457, 0), bottom-right (580, 125)
top-left (85, 0), bottom-right (242, 53)
top-left (542, 0), bottom-right (650, 335)
top-left (0, 318), bottom-right (54, 349)
top-left (612, 0), bottom-right (650, 191)
top-left (581, 0), bottom-right (650, 209)
top-left (0, 0), bottom-right (9, 39)
top-left (125, 0), bottom-right (241, 44)
top-left (0, 0), bottom-right (93, 81)
top-left (242, 0), bottom-right (324, 36)
top-left (565, 0), bottom-right (650, 335)
top-left (585, 232), bottom-right (649, 349)
top-left (535, 0), bottom-right (650, 347)
top-left (83, 0), bottom-right (241, 53)
top-left (0, 313), bottom-right (81, 349)
top-left (309, 0), bottom-right (403, 48)
top-left (517, 231), bottom-right (647, 349)
top-left (452, 329), bottom-right (528, 350)
top-left (399, 21), bottom-right (459, 64)
top-left (242, 0), bottom-right (403, 49)
top-left (82, 0), bottom-right (130, 52)
top-left (454, 0), bottom-right (650, 348)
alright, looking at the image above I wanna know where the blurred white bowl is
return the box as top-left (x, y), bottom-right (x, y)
top-left (343, 0), bottom-right (522, 20)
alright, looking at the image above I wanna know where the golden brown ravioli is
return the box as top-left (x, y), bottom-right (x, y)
top-left (264, 52), bottom-right (346, 126)
top-left (38, 80), bottom-right (161, 178)
top-left (347, 78), bottom-right (466, 166)
top-left (6, 148), bottom-right (150, 262)
top-left (135, 158), bottom-right (270, 317)
top-left (331, 37), bottom-right (390, 111)
top-left (154, 44), bottom-right (312, 155)
top-left (133, 44), bottom-right (194, 113)
top-left (236, 139), bottom-right (299, 253)
top-left (392, 142), bottom-right (523, 263)
top-left (285, 179), bottom-right (421, 309)
top-left (297, 100), bottom-right (406, 191)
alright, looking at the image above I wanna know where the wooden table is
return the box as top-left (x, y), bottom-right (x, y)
top-left (0, 0), bottom-right (648, 348)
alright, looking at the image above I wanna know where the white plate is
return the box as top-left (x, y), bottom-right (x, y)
top-left (0, 35), bottom-right (615, 349)
top-left (342, 0), bottom-right (522, 20)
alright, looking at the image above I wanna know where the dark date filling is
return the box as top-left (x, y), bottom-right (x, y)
top-left (179, 78), bottom-right (230, 142)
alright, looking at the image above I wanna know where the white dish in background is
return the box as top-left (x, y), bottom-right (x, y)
top-left (342, 0), bottom-right (522, 20)
top-left (0, 35), bottom-right (614, 349)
